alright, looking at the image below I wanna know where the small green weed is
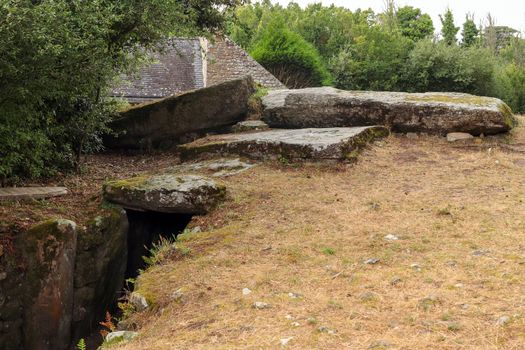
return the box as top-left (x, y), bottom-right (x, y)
top-left (447, 322), bottom-right (462, 332)
top-left (76, 338), bottom-right (86, 350)
top-left (253, 86), bottom-right (269, 99)
top-left (118, 301), bottom-right (136, 320)
top-left (142, 235), bottom-right (178, 267)
top-left (437, 206), bottom-right (452, 216)
top-left (278, 154), bottom-right (290, 166)
top-left (321, 247), bottom-right (336, 255)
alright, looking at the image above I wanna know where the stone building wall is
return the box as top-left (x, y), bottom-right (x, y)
top-left (206, 38), bottom-right (285, 89)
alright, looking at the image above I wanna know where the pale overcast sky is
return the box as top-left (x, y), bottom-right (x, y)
top-left (275, 0), bottom-right (525, 34)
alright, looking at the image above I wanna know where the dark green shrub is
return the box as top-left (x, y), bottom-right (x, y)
top-left (401, 40), bottom-right (495, 96)
top-left (250, 23), bottom-right (332, 88)
top-left (494, 38), bottom-right (525, 113)
top-left (494, 63), bottom-right (525, 113)
top-left (0, 113), bottom-right (57, 185)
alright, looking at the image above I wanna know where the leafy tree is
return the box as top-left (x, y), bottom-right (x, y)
top-left (379, 0), bottom-right (398, 33)
top-left (250, 22), bottom-right (332, 88)
top-left (227, 0), bottom-right (276, 50)
top-left (228, 1), bottom-right (374, 61)
top-left (330, 27), bottom-right (412, 91)
top-left (461, 14), bottom-right (479, 47)
top-left (0, 0), bottom-right (239, 184)
top-left (396, 6), bottom-right (434, 41)
top-left (440, 8), bottom-right (459, 45)
top-left (294, 4), bottom-right (372, 60)
top-left (484, 25), bottom-right (519, 51)
top-left (483, 13), bottom-right (498, 52)
top-left (500, 36), bottom-right (525, 66)
top-left (228, 1), bottom-right (522, 114)
top-left (494, 37), bottom-right (525, 113)
top-left (401, 40), bottom-right (495, 96)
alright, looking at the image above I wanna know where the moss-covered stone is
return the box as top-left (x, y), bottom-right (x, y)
top-left (22, 219), bottom-right (76, 297)
top-left (232, 120), bottom-right (269, 133)
top-left (103, 174), bottom-right (226, 214)
top-left (343, 126), bottom-right (390, 161)
top-left (404, 94), bottom-right (495, 106)
top-left (103, 176), bottom-right (149, 191)
top-left (498, 103), bottom-right (518, 129)
top-left (100, 331), bottom-right (138, 348)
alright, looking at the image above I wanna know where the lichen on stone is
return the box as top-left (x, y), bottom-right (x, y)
top-left (104, 176), bottom-right (149, 190)
top-left (404, 94), bottom-right (496, 106)
top-left (498, 102), bottom-right (518, 128)
top-left (262, 88), bottom-right (515, 135)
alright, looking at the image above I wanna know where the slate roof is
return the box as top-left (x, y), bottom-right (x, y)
top-left (110, 37), bottom-right (284, 104)
top-left (110, 39), bottom-right (205, 104)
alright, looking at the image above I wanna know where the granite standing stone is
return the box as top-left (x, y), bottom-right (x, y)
top-left (262, 88), bottom-right (516, 135)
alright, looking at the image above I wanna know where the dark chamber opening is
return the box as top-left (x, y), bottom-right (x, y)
top-left (80, 209), bottom-right (193, 350)
top-left (125, 209), bottom-right (193, 279)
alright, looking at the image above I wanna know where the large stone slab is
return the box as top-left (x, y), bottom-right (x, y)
top-left (179, 126), bottom-right (389, 161)
top-left (0, 187), bottom-right (68, 201)
top-left (21, 219), bottom-right (78, 350)
top-left (103, 174), bottom-right (225, 214)
top-left (166, 158), bottom-right (256, 178)
top-left (262, 87), bottom-right (517, 135)
top-left (105, 76), bottom-right (256, 149)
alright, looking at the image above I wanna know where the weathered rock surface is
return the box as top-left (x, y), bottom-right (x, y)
top-left (167, 158), bottom-right (256, 177)
top-left (262, 88), bottom-right (517, 135)
top-left (105, 76), bottom-right (256, 149)
top-left (496, 315), bottom-right (511, 326)
top-left (446, 132), bottom-right (474, 142)
top-left (72, 210), bottom-right (128, 342)
top-left (105, 330), bottom-right (138, 343)
top-left (0, 186), bottom-right (68, 201)
top-left (129, 292), bottom-right (149, 312)
top-left (103, 174), bottom-right (226, 214)
top-left (179, 126), bottom-right (388, 161)
top-left (21, 219), bottom-right (78, 350)
top-left (232, 120), bottom-right (269, 132)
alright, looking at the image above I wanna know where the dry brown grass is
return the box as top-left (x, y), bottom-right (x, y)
top-left (112, 118), bottom-right (525, 349)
